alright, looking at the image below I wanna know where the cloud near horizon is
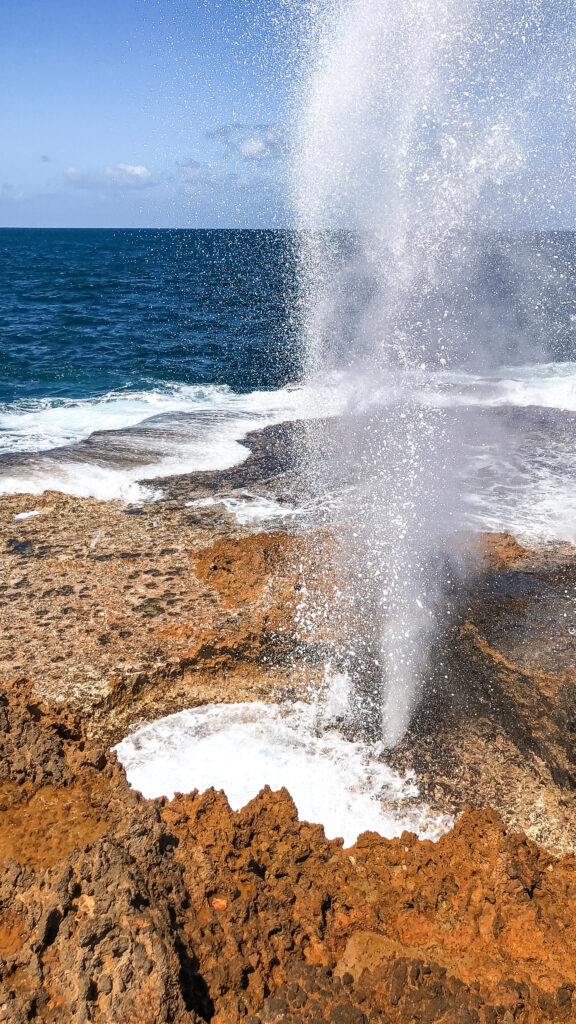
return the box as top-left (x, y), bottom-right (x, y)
top-left (106, 163), bottom-right (156, 188)
top-left (65, 164), bottom-right (158, 192)
top-left (0, 145), bottom-right (289, 228)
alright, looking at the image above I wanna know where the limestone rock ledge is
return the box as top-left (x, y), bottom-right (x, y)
top-left (3, 479), bottom-right (576, 1021)
top-left (2, 686), bottom-right (576, 1024)
top-left (2, 488), bottom-right (576, 852)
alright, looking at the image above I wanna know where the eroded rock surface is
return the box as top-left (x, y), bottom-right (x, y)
top-left (395, 536), bottom-right (576, 855)
top-left (0, 493), bottom-right (321, 744)
top-left (2, 688), bottom-right (576, 1023)
top-left (3, 424), bottom-right (576, 1018)
top-left (2, 480), bottom-right (576, 853)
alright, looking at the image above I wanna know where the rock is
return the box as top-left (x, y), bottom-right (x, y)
top-left (3, 422), bottom-right (576, 1020)
top-left (0, 493), bottom-right (327, 747)
top-left (3, 687), bottom-right (576, 1020)
top-left (5, 471), bottom-right (576, 854)
top-left (392, 536), bottom-right (576, 854)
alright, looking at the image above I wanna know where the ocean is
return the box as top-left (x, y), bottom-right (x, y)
top-left (0, 228), bottom-right (300, 440)
top-left (2, 228), bottom-right (576, 540)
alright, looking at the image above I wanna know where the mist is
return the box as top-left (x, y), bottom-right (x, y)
top-left (292, 0), bottom-right (576, 744)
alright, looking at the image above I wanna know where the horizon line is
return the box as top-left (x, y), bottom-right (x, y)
top-left (3, 225), bottom-right (576, 234)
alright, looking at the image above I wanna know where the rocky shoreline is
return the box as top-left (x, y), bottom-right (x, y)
top-left (2, 420), bottom-right (576, 1021)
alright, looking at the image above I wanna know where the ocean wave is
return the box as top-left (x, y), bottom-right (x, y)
top-left (0, 462), bottom-right (162, 504)
top-left (2, 363), bottom-right (576, 520)
top-left (2, 362), bottom-right (576, 459)
top-left (0, 382), bottom-right (321, 455)
top-left (425, 362), bottom-right (576, 412)
top-left (0, 379), bottom-right (346, 503)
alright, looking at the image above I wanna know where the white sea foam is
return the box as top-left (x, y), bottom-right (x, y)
top-left (464, 442), bottom-right (576, 543)
top-left (3, 362), bottom-right (576, 461)
top-left (0, 463), bottom-right (163, 504)
top-left (2, 364), bottom-right (576, 528)
top-left (0, 380), bottom-right (347, 503)
top-left (0, 380), bottom-right (347, 456)
top-left (186, 492), bottom-right (302, 526)
top-left (0, 388), bottom-right (209, 454)
top-left (115, 699), bottom-right (451, 846)
top-left (425, 362), bottom-right (576, 412)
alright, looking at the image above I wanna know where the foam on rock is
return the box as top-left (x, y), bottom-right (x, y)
top-left (115, 700), bottom-right (451, 846)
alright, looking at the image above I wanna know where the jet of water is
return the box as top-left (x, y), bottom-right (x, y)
top-left (292, 0), bottom-right (576, 744)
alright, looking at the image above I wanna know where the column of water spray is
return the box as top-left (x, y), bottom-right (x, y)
top-left (291, 0), bottom-right (572, 743)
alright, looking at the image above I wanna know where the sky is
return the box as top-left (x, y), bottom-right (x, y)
top-left (0, 0), bottom-right (302, 228)
top-left (2, 0), bottom-right (576, 229)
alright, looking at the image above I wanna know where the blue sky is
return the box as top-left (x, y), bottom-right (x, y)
top-left (0, 0), bottom-right (301, 227)
top-left (2, 0), bottom-right (576, 229)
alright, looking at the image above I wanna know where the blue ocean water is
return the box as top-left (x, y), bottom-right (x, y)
top-left (0, 228), bottom-right (300, 406)
top-left (0, 229), bottom-right (318, 502)
top-left (2, 228), bottom-right (576, 542)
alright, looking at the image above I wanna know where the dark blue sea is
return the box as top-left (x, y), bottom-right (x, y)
top-left (0, 228), bottom-right (300, 408)
top-left (2, 227), bottom-right (576, 542)
top-left (0, 230), bottom-right (310, 502)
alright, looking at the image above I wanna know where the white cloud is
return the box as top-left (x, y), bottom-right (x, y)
top-left (207, 123), bottom-right (288, 163)
top-left (239, 137), bottom-right (273, 161)
top-left (105, 164), bottom-right (155, 188)
top-left (65, 164), bottom-right (158, 192)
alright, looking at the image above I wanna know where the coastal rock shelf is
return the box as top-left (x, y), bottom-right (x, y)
top-left (0, 487), bottom-right (308, 743)
top-left (2, 683), bottom-right (576, 1023)
top-left (2, 471), bottom-right (576, 1021)
top-left (1, 481), bottom-right (576, 852)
